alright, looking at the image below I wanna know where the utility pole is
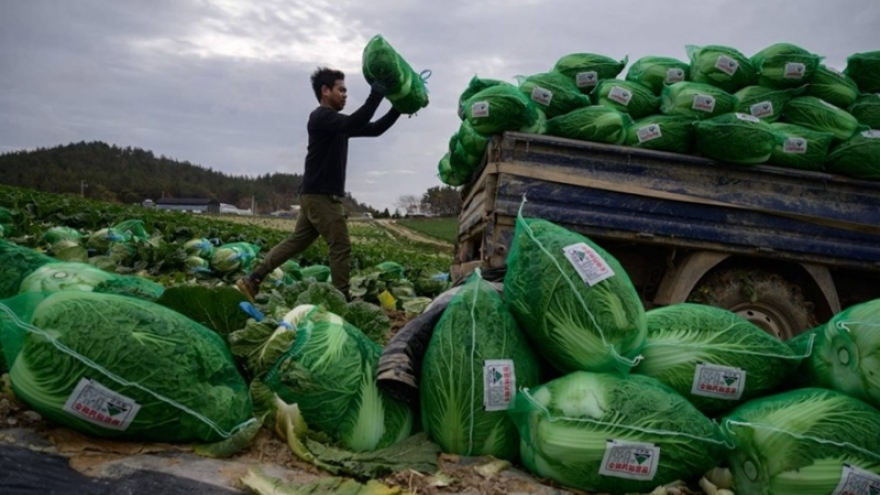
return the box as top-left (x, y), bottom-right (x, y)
top-left (80, 180), bottom-right (87, 197)
top-left (251, 195), bottom-right (256, 216)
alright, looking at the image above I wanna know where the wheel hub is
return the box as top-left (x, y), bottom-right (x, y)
top-left (731, 302), bottom-right (795, 340)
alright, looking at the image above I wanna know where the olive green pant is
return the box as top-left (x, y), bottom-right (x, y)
top-left (253, 194), bottom-right (351, 295)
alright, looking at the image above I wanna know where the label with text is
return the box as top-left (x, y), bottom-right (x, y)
top-left (691, 363), bottom-right (746, 400)
top-left (831, 464), bottom-right (880, 495)
top-left (692, 94), bottom-right (716, 113)
top-left (576, 71), bottom-right (599, 87)
top-left (483, 360), bottom-right (516, 411)
top-left (715, 55), bottom-right (740, 76)
top-left (749, 101), bottom-right (774, 118)
top-left (63, 378), bottom-right (141, 431)
top-left (563, 243), bottom-right (615, 286)
top-left (637, 124), bottom-right (663, 143)
top-left (599, 440), bottom-right (660, 481)
top-left (471, 101), bottom-right (490, 118)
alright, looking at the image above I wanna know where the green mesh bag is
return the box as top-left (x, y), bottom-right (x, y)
top-left (438, 153), bottom-right (469, 186)
top-left (264, 307), bottom-right (413, 452)
top-left (458, 76), bottom-right (511, 119)
top-left (301, 264), bottom-right (331, 282)
top-left (0, 291), bottom-right (253, 443)
top-left (734, 86), bottom-right (803, 122)
top-left (750, 42), bottom-right (822, 88)
top-left (783, 96), bottom-right (864, 142)
top-left (694, 113), bottom-right (782, 165)
top-left (687, 44), bottom-right (757, 93)
top-left (768, 122), bottom-right (835, 170)
top-left (805, 65), bottom-right (860, 109)
top-left (463, 84), bottom-right (539, 136)
top-left (660, 82), bottom-right (739, 119)
top-left (849, 93), bottom-right (880, 129)
top-left (210, 242), bottom-right (260, 274)
top-left (112, 219), bottom-right (150, 243)
top-left (456, 119), bottom-right (490, 157)
top-left (545, 105), bottom-right (633, 145)
top-left (845, 50), bottom-right (880, 93)
top-left (420, 271), bottom-right (539, 460)
top-left (625, 115), bottom-right (695, 154)
top-left (552, 53), bottom-right (628, 93)
top-left (825, 130), bottom-right (880, 180)
top-left (592, 79), bottom-right (659, 119)
top-left (42, 226), bottom-right (82, 246)
top-left (375, 261), bottom-right (405, 281)
top-left (502, 211), bottom-right (646, 374)
top-left (362, 35), bottom-right (429, 115)
top-left (510, 371), bottom-right (727, 494)
top-left (517, 72), bottom-right (592, 119)
top-left (0, 240), bottom-right (56, 298)
top-left (721, 388), bottom-right (880, 495)
top-left (625, 56), bottom-right (690, 95)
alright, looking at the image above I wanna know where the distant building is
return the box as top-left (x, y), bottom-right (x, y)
top-left (219, 203), bottom-right (253, 216)
top-left (155, 198), bottom-right (220, 214)
top-left (142, 199), bottom-right (155, 208)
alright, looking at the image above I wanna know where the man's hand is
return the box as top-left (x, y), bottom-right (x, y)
top-left (370, 82), bottom-right (388, 97)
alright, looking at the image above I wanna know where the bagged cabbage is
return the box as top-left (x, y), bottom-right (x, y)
top-left (184, 238), bottom-right (214, 258)
top-left (0, 291), bottom-right (253, 443)
top-left (845, 50), bottom-right (880, 93)
top-left (721, 388), bottom-right (880, 495)
top-left (112, 219), bottom-right (150, 243)
top-left (592, 79), bottom-right (659, 119)
top-left (456, 119), bottom-right (490, 156)
top-left (552, 53), bottom-right (628, 93)
top-left (520, 109), bottom-right (547, 134)
top-left (362, 35), bottom-right (429, 115)
top-left (463, 84), bottom-right (539, 136)
top-left (687, 44), bottom-right (756, 92)
top-left (805, 65), bottom-right (861, 109)
top-left (849, 93), bottom-right (880, 129)
top-left (87, 227), bottom-right (127, 250)
top-left (438, 153), bottom-right (468, 186)
top-left (783, 96), bottom-right (863, 141)
top-left (264, 306), bottom-right (413, 452)
top-left (457, 76), bottom-right (510, 119)
top-left (510, 371), bottom-right (728, 494)
top-left (633, 303), bottom-right (802, 415)
top-left (825, 130), bottom-right (880, 179)
top-left (734, 86), bottom-right (802, 122)
top-left (211, 242), bottom-right (259, 274)
top-left (625, 56), bottom-right (690, 94)
top-left (694, 113), bottom-right (781, 164)
top-left (545, 105), bottom-right (632, 145)
top-left (19, 261), bottom-right (117, 293)
top-left (624, 115), bottom-right (695, 154)
top-left (660, 82), bottom-right (738, 119)
top-left (768, 122), bottom-right (835, 170)
top-left (420, 272), bottom-right (539, 460)
top-left (301, 264), bottom-right (331, 282)
top-left (517, 72), bottom-right (591, 119)
top-left (0, 240), bottom-right (56, 298)
top-left (750, 42), bottom-right (821, 88)
top-left (503, 214), bottom-right (646, 374)
top-left (42, 226), bottom-right (82, 246)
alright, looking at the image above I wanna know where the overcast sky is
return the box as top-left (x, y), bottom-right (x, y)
top-left (1, 0), bottom-right (878, 211)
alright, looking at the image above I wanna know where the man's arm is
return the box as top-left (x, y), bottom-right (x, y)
top-left (311, 90), bottom-right (384, 133)
top-left (351, 108), bottom-right (402, 137)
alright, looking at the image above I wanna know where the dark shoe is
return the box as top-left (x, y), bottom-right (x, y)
top-left (235, 276), bottom-right (259, 304)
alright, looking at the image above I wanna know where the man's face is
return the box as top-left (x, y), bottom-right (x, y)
top-left (322, 79), bottom-right (347, 110)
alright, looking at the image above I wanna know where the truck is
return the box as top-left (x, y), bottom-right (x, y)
top-left (453, 131), bottom-right (880, 340)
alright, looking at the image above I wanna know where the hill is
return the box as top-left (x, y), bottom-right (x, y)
top-left (0, 141), bottom-right (375, 214)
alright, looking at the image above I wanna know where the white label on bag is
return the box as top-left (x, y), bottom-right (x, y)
top-left (735, 112), bottom-right (761, 123)
top-left (471, 101), bottom-right (490, 118)
top-left (531, 86), bottom-right (554, 106)
top-left (784, 62), bottom-right (807, 79)
top-left (608, 86), bottom-right (633, 106)
top-left (576, 71), bottom-right (599, 87)
top-left (563, 242), bottom-right (615, 286)
top-left (691, 363), bottom-right (746, 400)
top-left (483, 360), bottom-right (516, 411)
top-left (666, 68), bottom-right (686, 83)
top-left (599, 440), bottom-right (660, 481)
top-left (783, 137), bottom-right (809, 154)
top-left (63, 378), bottom-right (141, 431)
top-left (692, 94), bottom-right (716, 113)
top-left (715, 55), bottom-right (740, 76)
top-left (750, 101), bottom-right (774, 118)
top-left (831, 464), bottom-right (880, 495)
top-left (637, 124), bottom-right (663, 143)
top-left (862, 130), bottom-right (880, 139)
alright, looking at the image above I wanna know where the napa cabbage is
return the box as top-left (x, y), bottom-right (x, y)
top-left (660, 82), bottom-right (738, 119)
top-left (845, 50), bottom-right (880, 93)
top-left (545, 106), bottom-right (632, 145)
top-left (463, 84), bottom-right (539, 136)
top-left (457, 75), bottom-right (511, 119)
top-left (849, 93), bottom-right (880, 129)
top-left (184, 238), bottom-right (214, 258)
top-left (782, 96), bottom-right (863, 141)
top-left (624, 56), bottom-right (690, 94)
top-left (592, 79), bottom-right (660, 119)
top-left (210, 242), bottom-right (259, 274)
top-left (694, 113), bottom-right (782, 165)
top-left (552, 53), bottom-right (627, 93)
top-left (624, 115), bottom-right (695, 154)
top-left (750, 42), bottom-right (821, 88)
top-left (768, 122), bottom-right (835, 171)
top-left (734, 86), bottom-right (802, 122)
top-left (687, 44), bottom-right (757, 92)
top-left (824, 130), bottom-right (880, 179)
top-left (805, 65), bottom-right (860, 109)
top-left (362, 35), bottom-right (428, 115)
top-left (517, 72), bottom-right (591, 119)
top-left (19, 261), bottom-right (116, 293)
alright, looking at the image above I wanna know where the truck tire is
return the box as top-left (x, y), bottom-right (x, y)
top-left (687, 269), bottom-right (817, 340)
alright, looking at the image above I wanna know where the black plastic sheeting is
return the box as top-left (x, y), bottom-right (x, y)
top-left (0, 444), bottom-right (242, 495)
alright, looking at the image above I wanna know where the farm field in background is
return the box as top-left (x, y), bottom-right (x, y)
top-left (396, 217), bottom-right (459, 244)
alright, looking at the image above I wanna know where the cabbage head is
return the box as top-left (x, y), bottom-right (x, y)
top-left (625, 115), bottom-right (695, 154)
top-left (300, 264), bottom-right (331, 283)
top-left (845, 50), bottom-right (880, 93)
top-left (0, 291), bottom-right (253, 443)
top-left (184, 238), bottom-right (214, 258)
top-left (660, 82), bottom-right (738, 119)
top-left (457, 76), bottom-right (511, 119)
top-left (694, 113), bottom-right (781, 165)
top-left (510, 371), bottom-right (727, 494)
top-left (42, 226), bottom-right (82, 246)
top-left (264, 307), bottom-right (413, 452)
top-left (805, 65), bottom-right (860, 109)
top-left (687, 44), bottom-right (757, 93)
top-left (734, 86), bottom-right (802, 122)
top-left (517, 72), bottom-right (592, 119)
top-left (592, 79), bottom-right (659, 119)
top-left (438, 153), bottom-right (469, 186)
top-left (721, 388), bottom-right (880, 495)
top-left (788, 298), bottom-right (880, 409)
top-left (782, 96), bottom-right (863, 141)
top-left (750, 42), bottom-right (821, 88)
top-left (464, 84), bottom-right (539, 136)
top-left (19, 261), bottom-right (117, 293)
top-left (849, 93), bottom-right (880, 129)
top-left (552, 53), bottom-right (627, 93)
top-left (768, 123), bottom-right (835, 171)
top-left (456, 119), bottom-right (490, 156)
top-left (503, 216), bottom-right (646, 374)
top-left (210, 242), bottom-right (259, 274)
top-left (280, 260), bottom-right (303, 281)
top-left (0, 240), bottom-right (56, 298)
top-left (545, 105), bottom-right (632, 145)
top-left (87, 228), bottom-right (126, 250)
top-left (824, 130), bottom-right (880, 180)
top-left (362, 35), bottom-right (428, 115)
top-left (624, 56), bottom-right (689, 94)
top-left (633, 303), bottom-right (801, 415)
top-left (420, 273), bottom-right (539, 460)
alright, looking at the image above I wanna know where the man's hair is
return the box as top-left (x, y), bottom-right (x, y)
top-left (311, 67), bottom-right (345, 101)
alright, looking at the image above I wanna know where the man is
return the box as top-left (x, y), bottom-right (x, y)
top-left (236, 67), bottom-right (401, 303)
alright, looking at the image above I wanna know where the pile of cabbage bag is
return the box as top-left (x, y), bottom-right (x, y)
top-left (439, 44), bottom-right (880, 185)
